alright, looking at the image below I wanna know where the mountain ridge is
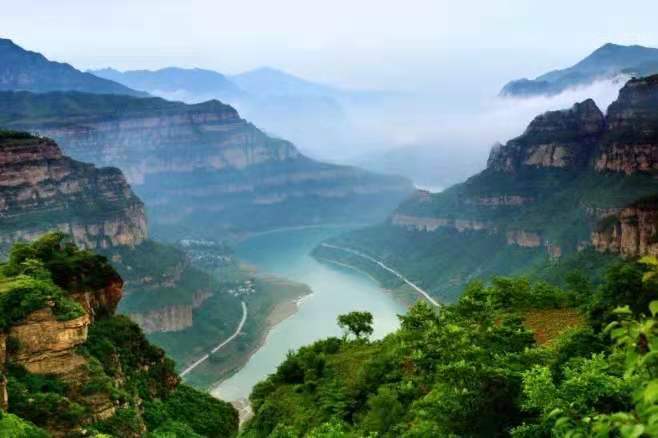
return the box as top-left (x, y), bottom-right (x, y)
top-left (317, 74), bottom-right (658, 302)
top-left (501, 43), bottom-right (658, 97)
top-left (0, 38), bottom-right (145, 97)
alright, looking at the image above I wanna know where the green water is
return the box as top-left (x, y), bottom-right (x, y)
top-left (212, 226), bottom-right (406, 402)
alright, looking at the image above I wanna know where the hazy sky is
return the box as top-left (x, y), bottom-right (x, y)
top-left (3, 0), bottom-right (658, 92)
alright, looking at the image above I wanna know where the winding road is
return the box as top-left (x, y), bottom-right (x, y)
top-left (320, 243), bottom-right (441, 307)
top-left (180, 301), bottom-right (248, 377)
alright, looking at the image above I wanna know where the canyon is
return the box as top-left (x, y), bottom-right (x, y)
top-left (320, 75), bottom-right (658, 301)
top-left (0, 90), bottom-right (413, 240)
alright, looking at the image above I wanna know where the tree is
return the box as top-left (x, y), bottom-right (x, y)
top-left (337, 312), bottom-right (374, 341)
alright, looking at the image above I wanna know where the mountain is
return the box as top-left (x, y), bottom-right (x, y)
top-left (90, 65), bottom-right (351, 159)
top-left (91, 66), bottom-right (244, 100)
top-left (316, 75), bottom-right (658, 302)
top-left (0, 91), bottom-right (413, 241)
top-left (0, 129), bottom-right (316, 396)
top-left (0, 38), bottom-right (145, 96)
top-left (245, 242), bottom-right (658, 437)
top-left (0, 234), bottom-right (238, 436)
top-left (501, 43), bottom-right (658, 97)
top-left (229, 66), bottom-right (337, 97)
top-left (0, 131), bottom-right (147, 254)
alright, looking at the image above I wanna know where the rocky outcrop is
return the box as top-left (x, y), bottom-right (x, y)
top-left (129, 305), bottom-right (194, 334)
top-left (8, 307), bottom-right (90, 378)
top-left (506, 230), bottom-right (542, 248)
top-left (0, 91), bottom-right (413, 237)
top-left (592, 198), bottom-right (658, 257)
top-left (468, 195), bottom-right (533, 207)
top-left (488, 99), bottom-right (605, 173)
top-left (391, 213), bottom-right (493, 233)
top-left (71, 276), bottom-right (124, 320)
top-left (596, 76), bottom-right (658, 174)
top-left (0, 134), bottom-right (147, 253)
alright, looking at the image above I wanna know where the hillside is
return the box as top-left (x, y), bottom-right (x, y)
top-left (243, 255), bottom-right (658, 436)
top-left (0, 132), bottom-right (265, 387)
top-left (0, 38), bottom-right (144, 96)
top-left (0, 90), bottom-right (413, 241)
top-left (316, 75), bottom-right (658, 302)
top-left (501, 43), bottom-right (658, 97)
top-left (0, 234), bottom-right (238, 437)
top-left (90, 65), bottom-right (352, 160)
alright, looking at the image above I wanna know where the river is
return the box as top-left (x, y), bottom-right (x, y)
top-left (212, 226), bottom-right (406, 402)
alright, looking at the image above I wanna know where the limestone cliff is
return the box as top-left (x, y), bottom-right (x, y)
top-left (0, 235), bottom-right (238, 437)
top-left (0, 91), bottom-right (413, 238)
top-left (333, 75), bottom-right (658, 300)
top-left (487, 99), bottom-right (605, 173)
top-left (591, 197), bottom-right (658, 257)
top-left (596, 75), bottom-right (658, 174)
top-left (0, 132), bottom-right (147, 254)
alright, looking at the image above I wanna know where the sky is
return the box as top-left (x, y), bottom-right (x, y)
top-left (3, 0), bottom-right (658, 93)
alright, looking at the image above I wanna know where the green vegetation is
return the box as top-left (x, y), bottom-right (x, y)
top-left (337, 312), bottom-right (374, 340)
top-left (0, 130), bottom-right (35, 140)
top-left (0, 412), bottom-right (48, 437)
top-left (0, 235), bottom-right (239, 437)
top-left (243, 259), bottom-right (658, 437)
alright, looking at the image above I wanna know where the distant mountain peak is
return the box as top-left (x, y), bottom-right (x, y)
top-left (501, 42), bottom-right (658, 97)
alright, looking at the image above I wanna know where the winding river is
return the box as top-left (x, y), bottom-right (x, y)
top-left (212, 226), bottom-right (406, 402)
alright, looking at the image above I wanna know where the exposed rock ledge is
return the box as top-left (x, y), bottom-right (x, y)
top-left (129, 289), bottom-right (213, 334)
top-left (592, 200), bottom-right (658, 257)
top-left (8, 308), bottom-right (90, 378)
top-left (467, 195), bottom-right (533, 207)
top-left (391, 214), bottom-right (493, 233)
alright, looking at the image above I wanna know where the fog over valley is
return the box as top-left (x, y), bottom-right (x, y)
top-left (2, 2), bottom-right (658, 437)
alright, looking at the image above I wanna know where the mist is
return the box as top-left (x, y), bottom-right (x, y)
top-left (335, 76), bottom-right (628, 190)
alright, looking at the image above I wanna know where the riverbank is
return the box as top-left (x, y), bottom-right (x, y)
top-left (313, 255), bottom-right (416, 309)
top-left (312, 251), bottom-right (440, 308)
top-left (212, 226), bottom-right (406, 404)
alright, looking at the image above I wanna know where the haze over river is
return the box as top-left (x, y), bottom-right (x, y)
top-left (213, 226), bottom-right (406, 402)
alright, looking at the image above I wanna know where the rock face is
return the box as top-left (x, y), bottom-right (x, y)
top-left (391, 213), bottom-right (493, 233)
top-left (487, 99), bottom-right (605, 173)
top-left (340, 75), bottom-right (658, 301)
top-left (506, 230), bottom-right (542, 248)
top-left (591, 198), bottom-right (658, 257)
top-left (392, 77), bottom-right (658, 259)
top-left (596, 75), bottom-right (658, 174)
top-left (8, 308), bottom-right (90, 377)
top-left (127, 287), bottom-right (213, 334)
top-left (0, 237), bottom-right (234, 437)
top-left (0, 133), bottom-right (147, 253)
top-left (0, 91), bottom-right (413, 238)
top-left (129, 305), bottom-right (193, 334)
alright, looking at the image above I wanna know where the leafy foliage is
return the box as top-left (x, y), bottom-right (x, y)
top-left (337, 312), bottom-right (374, 340)
top-left (245, 261), bottom-right (658, 437)
top-left (0, 236), bottom-right (238, 437)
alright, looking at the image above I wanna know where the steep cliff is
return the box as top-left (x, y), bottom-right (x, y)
top-left (591, 196), bottom-right (658, 257)
top-left (0, 131), bottom-right (239, 343)
top-left (319, 75), bottom-right (658, 301)
top-left (0, 90), bottom-right (413, 239)
top-left (0, 131), bottom-right (147, 254)
top-left (0, 234), bottom-right (238, 437)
